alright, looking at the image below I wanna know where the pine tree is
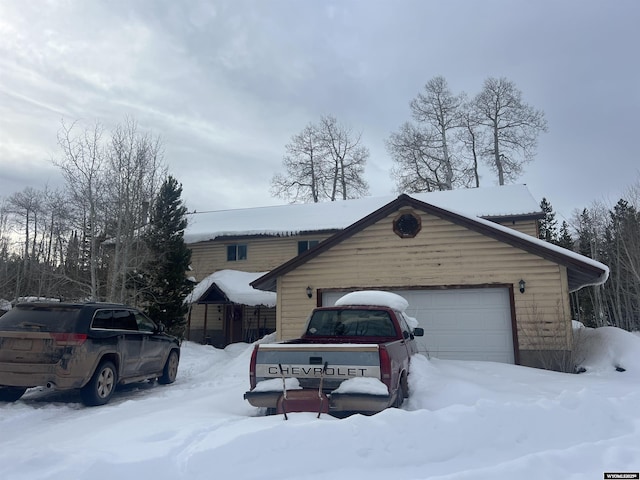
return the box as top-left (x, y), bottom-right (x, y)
top-left (140, 176), bottom-right (193, 338)
top-left (538, 197), bottom-right (558, 243)
top-left (556, 221), bottom-right (574, 250)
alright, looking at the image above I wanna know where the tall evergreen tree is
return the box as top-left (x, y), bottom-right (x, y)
top-left (538, 197), bottom-right (558, 243)
top-left (140, 176), bottom-right (193, 338)
top-left (574, 208), bottom-right (606, 327)
top-left (556, 221), bottom-right (574, 250)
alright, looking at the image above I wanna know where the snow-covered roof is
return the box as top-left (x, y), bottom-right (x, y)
top-left (252, 194), bottom-right (609, 293)
top-left (185, 270), bottom-right (276, 307)
top-left (184, 184), bottom-right (541, 244)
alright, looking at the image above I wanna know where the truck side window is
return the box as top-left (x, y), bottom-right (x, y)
top-left (398, 314), bottom-right (416, 339)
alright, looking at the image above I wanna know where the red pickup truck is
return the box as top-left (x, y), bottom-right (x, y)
top-left (244, 291), bottom-right (424, 416)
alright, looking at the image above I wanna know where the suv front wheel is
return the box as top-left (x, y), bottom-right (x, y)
top-left (158, 350), bottom-right (179, 385)
top-left (81, 361), bottom-right (117, 406)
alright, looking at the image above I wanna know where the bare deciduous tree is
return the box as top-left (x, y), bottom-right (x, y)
top-left (457, 108), bottom-right (484, 188)
top-left (271, 124), bottom-right (324, 203)
top-left (473, 77), bottom-right (547, 185)
top-left (318, 115), bottom-right (369, 201)
top-left (55, 120), bottom-right (106, 301)
top-left (271, 116), bottom-right (369, 203)
top-left (388, 76), bottom-right (471, 193)
top-left (106, 118), bottom-right (166, 303)
top-left (6, 187), bottom-right (46, 299)
top-left (388, 122), bottom-right (443, 192)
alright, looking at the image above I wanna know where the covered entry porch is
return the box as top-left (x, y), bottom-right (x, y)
top-left (185, 270), bottom-right (276, 347)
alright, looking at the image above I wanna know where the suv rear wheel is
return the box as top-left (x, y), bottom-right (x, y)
top-left (158, 350), bottom-right (179, 385)
top-left (81, 361), bottom-right (117, 406)
top-left (0, 387), bottom-right (27, 402)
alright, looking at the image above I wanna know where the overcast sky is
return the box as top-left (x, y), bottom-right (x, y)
top-left (1, 0), bottom-right (638, 222)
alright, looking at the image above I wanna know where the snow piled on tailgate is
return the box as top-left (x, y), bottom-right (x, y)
top-left (332, 377), bottom-right (389, 395)
top-left (253, 377), bottom-right (302, 392)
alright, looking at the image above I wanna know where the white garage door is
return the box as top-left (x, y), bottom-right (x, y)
top-left (322, 288), bottom-right (514, 363)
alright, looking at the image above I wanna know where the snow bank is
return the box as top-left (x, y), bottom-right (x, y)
top-left (573, 322), bottom-right (640, 374)
top-left (1, 325), bottom-right (639, 480)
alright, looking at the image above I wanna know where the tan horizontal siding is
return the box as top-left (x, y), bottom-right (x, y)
top-left (189, 233), bottom-right (333, 281)
top-left (277, 209), bottom-right (570, 352)
top-left (187, 303), bottom-right (224, 330)
top-left (496, 219), bottom-right (538, 237)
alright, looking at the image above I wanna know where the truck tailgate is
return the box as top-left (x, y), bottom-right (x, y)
top-left (254, 343), bottom-right (381, 390)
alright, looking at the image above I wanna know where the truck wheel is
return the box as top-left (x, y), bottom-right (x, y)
top-left (81, 361), bottom-right (117, 406)
top-left (0, 387), bottom-right (27, 402)
top-left (158, 350), bottom-right (179, 385)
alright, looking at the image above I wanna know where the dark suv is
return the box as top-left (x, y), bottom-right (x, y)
top-left (0, 302), bottom-right (180, 406)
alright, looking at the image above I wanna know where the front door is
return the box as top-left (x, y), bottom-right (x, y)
top-left (134, 312), bottom-right (167, 374)
top-left (225, 305), bottom-right (244, 345)
top-left (111, 310), bottom-right (144, 376)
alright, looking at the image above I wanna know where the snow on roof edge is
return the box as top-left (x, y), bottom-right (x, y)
top-left (185, 270), bottom-right (276, 307)
top-left (184, 185), bottom-right (542, 243)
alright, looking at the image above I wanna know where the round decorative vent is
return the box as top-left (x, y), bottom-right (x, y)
top-left (393, 212), bottom-right (421, 238)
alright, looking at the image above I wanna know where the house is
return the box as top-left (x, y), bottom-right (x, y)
top-left (184, 185), bottom-right (609, 370)
top-left (184, 185), bottom-right (546, 347)
top-left (250, 192), bottom-right (608, 372)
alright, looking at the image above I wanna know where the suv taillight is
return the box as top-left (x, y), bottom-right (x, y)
top-left (50, 333), bottom-right (88, 346)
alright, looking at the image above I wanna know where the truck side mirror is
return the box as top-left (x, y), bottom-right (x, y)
top-left (412, 327), bottom-right (424, 337)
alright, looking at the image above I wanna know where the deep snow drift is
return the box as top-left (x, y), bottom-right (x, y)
top-left (0, 325), bottom-right (639, 480)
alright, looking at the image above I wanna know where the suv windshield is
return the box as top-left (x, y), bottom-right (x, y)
top-left (0, 305), bottom-right (82, 333)
top-left (305, 309), bottom-right (397, 337)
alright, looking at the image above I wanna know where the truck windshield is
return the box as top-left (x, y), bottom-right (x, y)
top-left (305, 309), bottom-right (397, 337)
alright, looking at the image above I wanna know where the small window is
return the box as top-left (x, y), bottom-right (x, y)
top-left (298, 240), bottom-right (319, 254)
top-left (227, 244), bottom-right (247, 261)
top-left (393, 212), bottom-right (422, 238)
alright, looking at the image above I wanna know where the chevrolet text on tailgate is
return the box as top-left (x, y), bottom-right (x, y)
top-left (244, 291), bottom-right (423, 417)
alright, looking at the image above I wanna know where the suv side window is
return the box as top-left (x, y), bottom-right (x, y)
top-left (113, 310), bottom-right (138, 331)
top-left (92, 310), bottom-right (114, 329)
top-left (135, 312), bottom-right (156, 333)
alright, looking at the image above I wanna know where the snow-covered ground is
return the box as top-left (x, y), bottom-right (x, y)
top-left (1, 326), bottom-right (639, 480)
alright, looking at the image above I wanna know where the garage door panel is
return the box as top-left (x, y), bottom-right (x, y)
top-left (425, 331), bottom-right (509, 349)
top-left (321, 287), bottom-right (514, 363)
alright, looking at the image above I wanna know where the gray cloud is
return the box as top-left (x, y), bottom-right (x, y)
top-left (0, 0), bottom-right (638, 219)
